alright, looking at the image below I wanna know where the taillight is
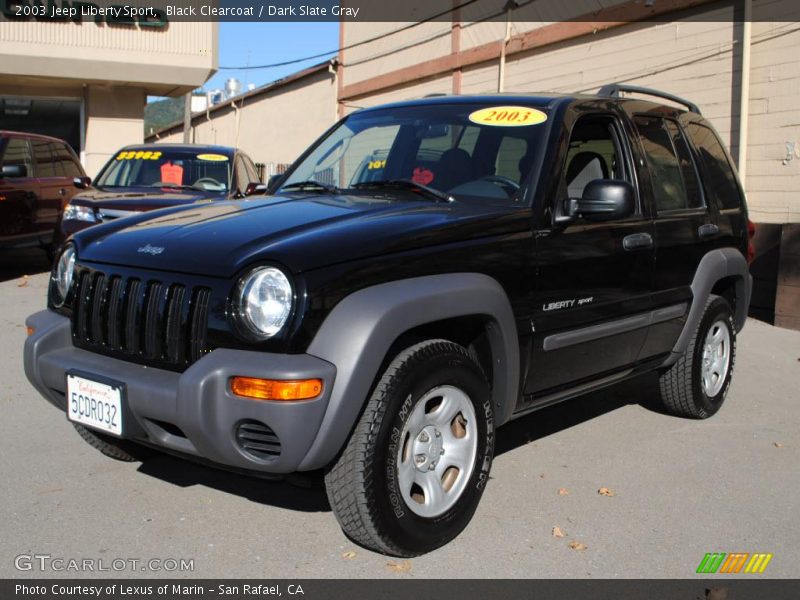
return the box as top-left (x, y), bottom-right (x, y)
top-left (746, 219), bottom-right (756, 264)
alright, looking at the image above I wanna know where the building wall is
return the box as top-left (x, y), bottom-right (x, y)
top-left (155, 67), bottom-right (337, 167)
top-left (339, 0), bottom-right (799, 227)
top-left (0, 17), bottom-right (216, 95)
top-left (84, 86), bottom-right (147, 176)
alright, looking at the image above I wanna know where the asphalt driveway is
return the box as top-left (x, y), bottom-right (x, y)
top-left (1, 251), bottom-right (797, 579)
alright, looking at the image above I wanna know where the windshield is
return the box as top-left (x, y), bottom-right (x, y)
top-left (279, 103), bottom-right (550, 205)
top-left (96, 149), bottom-right (231, 192)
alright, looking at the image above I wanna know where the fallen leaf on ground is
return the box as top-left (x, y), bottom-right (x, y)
top-left (341, 551), bottom-right (357, 560)
top-left (568, 541), bottom-right (588, 551)
top-left (552, 526), bottom-right (565, 538)
top-left (773, 442), bottom-right (783, 448)
top-left (558, 488), bottom-right (569, 495)
top-left (598, 487), bottom-right (616, 497)
top-left (386, 560), bottom-right (412, 573)
top-left (17, 276), bottom-right (29, 288)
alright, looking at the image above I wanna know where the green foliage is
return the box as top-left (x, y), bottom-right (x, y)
top-left (144, 97), bottom-right (186, 136)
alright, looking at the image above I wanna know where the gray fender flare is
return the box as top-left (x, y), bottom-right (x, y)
top-left (298, 273), bottom-right (520, 471)
top-left (666, 247), bottom-right (752, 365)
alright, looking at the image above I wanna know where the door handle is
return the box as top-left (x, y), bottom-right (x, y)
top-left (623, 232), bottom-right (653, 251)
top-left (698, 223), bottom-right (720, 238)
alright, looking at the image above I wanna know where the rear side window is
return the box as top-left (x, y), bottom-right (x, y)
top-left (32, 141), bottom-right (56, 178)
top-left (1, 138), bottom-right (33, 175)
top-left (684, 123), bottom-right (742, 210)
top-left (53, 143), bottom-right (82, 178)
top-left (633, 115), bottom-right (703, 212)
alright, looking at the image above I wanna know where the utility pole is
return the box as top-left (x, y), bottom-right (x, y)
top-left (183, 92), bottom-right (192, 143)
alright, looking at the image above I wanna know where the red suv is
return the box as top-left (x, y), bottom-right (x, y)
top-left (0, 131), bottom-right (86, 259)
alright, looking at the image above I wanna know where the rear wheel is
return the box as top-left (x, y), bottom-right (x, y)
top-left (72, 423), bottom-right (154, 462)
top-left (658, 296), bottom-right (736, 419)
top-left (325, 339), bottom-right (494, 556)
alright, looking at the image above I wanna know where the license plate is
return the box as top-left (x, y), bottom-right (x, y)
top-left (66, 373), bottom-right (123, 436)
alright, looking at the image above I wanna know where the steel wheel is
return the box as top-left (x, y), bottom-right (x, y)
top-left (700, 319), bottom-right (731, 397)
top-left (395, 385), bottom-right (478, 518)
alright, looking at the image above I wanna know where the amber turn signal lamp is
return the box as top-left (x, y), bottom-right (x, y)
top-left (26, 326), bottom-right (35, 336)
top-left (230, 377), bottom-right (323, 401)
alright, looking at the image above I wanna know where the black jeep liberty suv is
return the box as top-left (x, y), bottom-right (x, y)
top-left (24, 85), bottom-right (754, 556)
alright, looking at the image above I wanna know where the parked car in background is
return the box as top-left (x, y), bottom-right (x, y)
top-left (1, 131), bottom-right (86, 259)
top-left (54, 144), bottom-right (265, 247)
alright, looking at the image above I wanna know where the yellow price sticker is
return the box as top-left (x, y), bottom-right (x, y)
top-left (116, 150), bottom-right (162, 160)
top-left (367, 159), bottom-right (386, 170)
top-left (468, 106), bottom-right (547, 127)
top-left (197, 153), bottom-right (229, 162)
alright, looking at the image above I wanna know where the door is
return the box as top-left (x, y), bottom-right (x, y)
top-left (32, 140), bottom-right (69, 240)
top-left (523, 112), bottom-right (654, 401)
top-left (631, 115), bottom-right (718, 361)
top-left (0, 136), bottom-right (40, 246)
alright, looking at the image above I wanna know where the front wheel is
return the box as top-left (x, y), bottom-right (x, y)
top-left (72, 423), bottom-right (154, 462)
top-left (325, 339), bottom-right (494, 556)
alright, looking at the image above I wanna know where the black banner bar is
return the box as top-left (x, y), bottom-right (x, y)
top-left (3, 580), bottom-right (800, 600)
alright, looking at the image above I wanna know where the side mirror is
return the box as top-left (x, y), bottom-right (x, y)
top-left (73, 176), bottom-right (92, 189)
top-left (244, 182), bottom-right (268, 197)
top-left (1, 164), bottom-right (27, 178)
top-left (267, 174), bottom-right (283, 192)
top-left (567, 180), bottom-right (635, 222)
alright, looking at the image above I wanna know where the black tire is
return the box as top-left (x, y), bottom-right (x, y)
top-left (325, 339), bottom-right (494, 556)
top-left (72, 423), bottom-right (154, 462)
top-left (658, 296), bottom-right (736, 419)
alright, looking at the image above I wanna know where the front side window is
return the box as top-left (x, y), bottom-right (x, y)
top-left (95, 149), bottom-right (232, 193)
top-left (563, 115), bottom-right (631, 201)
top-left (633, 116), bottom-right (703, 213)
top-left (279, 103), bottom-right (551, 205)
top-left (0, 138), bottom-right (33, 175)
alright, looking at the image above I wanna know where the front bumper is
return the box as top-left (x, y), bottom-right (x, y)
top-left (24, 310), bottom-right (336, 474)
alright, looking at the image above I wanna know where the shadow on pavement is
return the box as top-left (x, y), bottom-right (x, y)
top-left (135, 372), bottom-right (665, 512)
top-left (496, 372), bottom-right (665, 457)
top-left (0, 248), bottom-right (50, 283)
top-left (137, 454), bottom-right (331, 512)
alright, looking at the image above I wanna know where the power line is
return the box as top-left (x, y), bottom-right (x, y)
top-left (218, 0), bottom-right (483, 70)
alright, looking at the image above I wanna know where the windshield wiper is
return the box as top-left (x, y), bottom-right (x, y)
top-left (280, 180), bottom-right (339, 194)
top-left (351, 179), bottom-right (454, 203)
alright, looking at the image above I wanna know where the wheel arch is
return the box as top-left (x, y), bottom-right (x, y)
top-left (298, 273), bottom-right (520, 471)
top-left (665, 247), bottom-right (752, 367)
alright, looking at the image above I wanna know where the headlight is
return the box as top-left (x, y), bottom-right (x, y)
top-left (235, 267), bottom-right (293, 338)
top-left (63, 203), bottom-right (97, 222)
top-left (52, 244), bottom-right (76, 307)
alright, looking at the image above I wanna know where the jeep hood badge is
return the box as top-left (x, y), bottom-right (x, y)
top-left (137, 244), bottom-right (165, 255)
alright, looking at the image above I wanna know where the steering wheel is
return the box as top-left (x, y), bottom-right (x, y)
top-left (193, 177), bottom-right (224, 189)
top-left (479, 175), bottom-right (520, 198)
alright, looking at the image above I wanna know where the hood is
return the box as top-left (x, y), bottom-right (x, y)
top-left (74, 193), bottom-right (526, 278)
top-left (71, 185), bottom-right (224, 211)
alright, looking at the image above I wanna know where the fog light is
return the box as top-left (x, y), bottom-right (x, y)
top-left (230, 377), bottom-right (323, 401)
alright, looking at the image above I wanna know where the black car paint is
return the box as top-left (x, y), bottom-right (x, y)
top-left (56, 94), bottom-right (749, 413)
